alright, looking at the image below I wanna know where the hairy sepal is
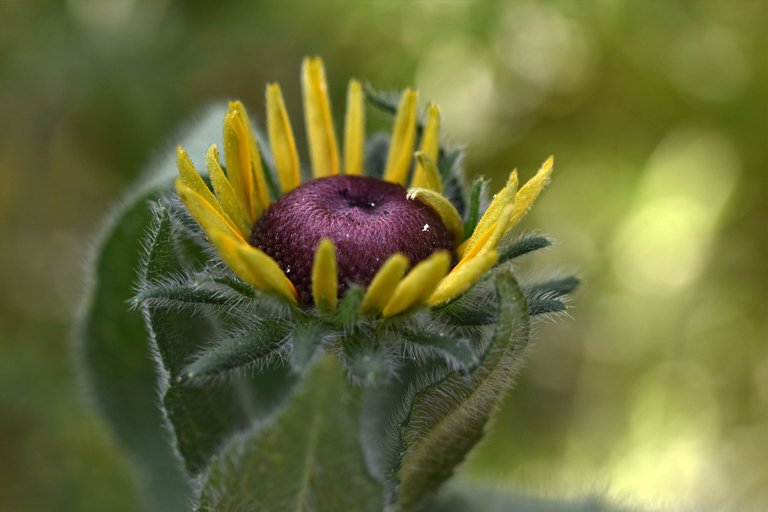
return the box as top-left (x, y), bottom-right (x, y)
top-left (390, 271), bottom-right (530, 510)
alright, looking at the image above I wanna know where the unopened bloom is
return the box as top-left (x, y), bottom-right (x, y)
top-left (175, 57), bottom-right (552, 317)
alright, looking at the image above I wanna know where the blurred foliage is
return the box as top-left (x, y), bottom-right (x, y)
top-left (0, 0), bottom-right (765, 511)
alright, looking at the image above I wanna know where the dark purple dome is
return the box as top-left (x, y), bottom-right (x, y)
top-left (251, 175), bottom-right (454, 305)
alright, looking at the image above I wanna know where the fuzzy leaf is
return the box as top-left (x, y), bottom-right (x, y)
top-left (392, 271), bottom-right (530, 509)
top-left (75, 104), bottom-right (229, 511)
top-left (141, 207), bottom-right (293, 475)
top-left (77, 189), bottom-right (189, 512)
top-left (196, 356), bottom-right (382, 512)
top-left (497, 234), bottom-right (552, 264)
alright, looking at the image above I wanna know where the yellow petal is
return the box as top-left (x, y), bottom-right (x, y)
top-left (302, 57), bottom-right (340, 177)
top-left (208, 230), bottom-right (297, 303)
top-left (176, 146), bottom-right (223, 216)
top-left (382, 251), bottom-right (450, 318)
top-left (223, 108), bottom-right (269, 222)
top-left (428, 249), bottom-right (498, 306)
top-left (411, 151), bottom-right (444, 194)
top-left (311, 238), bottom-right (338, 311)
top-left (411, 104), bottom-right (442, 192)
top-left (407, 187), bottom-right (464, 245)
top-left (343, 79), bottom-right (365, 175)
top-left (507, 156), bottom-right (554, 230)
top-left (383, 89), bottom-right (418, 185)
top-left (174, 179), bottom-right (247, 245)
top-left (229, 101), bottom-right (271, 212)
top-left (266, 84), bottom-right (301, 193)
top-left (360, 253), bottom-right (409, 314)
top-left (205, 145), bottom-right (251, 238)
top-left (457, 203), bottom-right (515, 268)
top-left (459, 170), bottom-right (519, 257)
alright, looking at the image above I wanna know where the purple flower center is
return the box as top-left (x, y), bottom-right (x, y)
top-left (251, 175), bottom-right (455, 304)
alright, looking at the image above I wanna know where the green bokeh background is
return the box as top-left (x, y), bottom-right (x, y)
top-left (1, 1), bottom-right (765, 510)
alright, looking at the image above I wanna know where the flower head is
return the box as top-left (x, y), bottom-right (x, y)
top-left (175, 57), bottom-right (553, 317)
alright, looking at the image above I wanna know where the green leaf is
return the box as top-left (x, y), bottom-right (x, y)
top-left (141, 207), bottom-right (293, 475)
top-left (76, 189), bottom-right (189, 512)
top-left (197, 356), bottom-right (383, 512)
top-left (75, 103), bottom-right (230, 511)
top-left (392, 271), bottom-right (530, 510)
top-left (497, 234), bottom-right (552, 264)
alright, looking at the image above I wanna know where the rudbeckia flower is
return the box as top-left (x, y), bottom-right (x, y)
top-left (174, 56), bottom-right (554, 318)
top-left (81, 56), bottom-right (578, 511)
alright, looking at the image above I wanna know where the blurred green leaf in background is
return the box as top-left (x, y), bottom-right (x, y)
top-left (0, 1), bottom-right (765, 510)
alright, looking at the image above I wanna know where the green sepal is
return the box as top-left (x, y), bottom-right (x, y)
top-left (288, 317), bottom-right (327, 373)
top-left (363, 83), bottom-right (406, 118)
top-left (438, 148), bottom-right (467, 215)
top-left (463, 177), bottom-right (488, 239)
top-left (497, 234), bottom-right (552, 264)
top-left (196, 356), bottom-right (383, 512)
top-left (342, 330), bottom-right (393, 387)
top-left (363, 132), bottom-right (390, 179)
top-left (434, 282), bottom-right (497, 326)
top-left (179, 322), bottom-right (290, 383)
top-left (524, 275), bottom-right (579, 316)
top-left (135, 278), bottom-right (246, 309)
top-left (391, 270), bottom-right (530, 510)
top-left (399, 323), bottom-right (479, 369)
top-left (330, 285), bottom-right (365, 331)
top-left (526, 276), bottom-right (580, 296)
top-left (528, 298), bottom-right (567, 316)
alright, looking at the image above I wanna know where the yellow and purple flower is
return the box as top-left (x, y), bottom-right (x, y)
top-left (174, 57), bottom-right (553, 317)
